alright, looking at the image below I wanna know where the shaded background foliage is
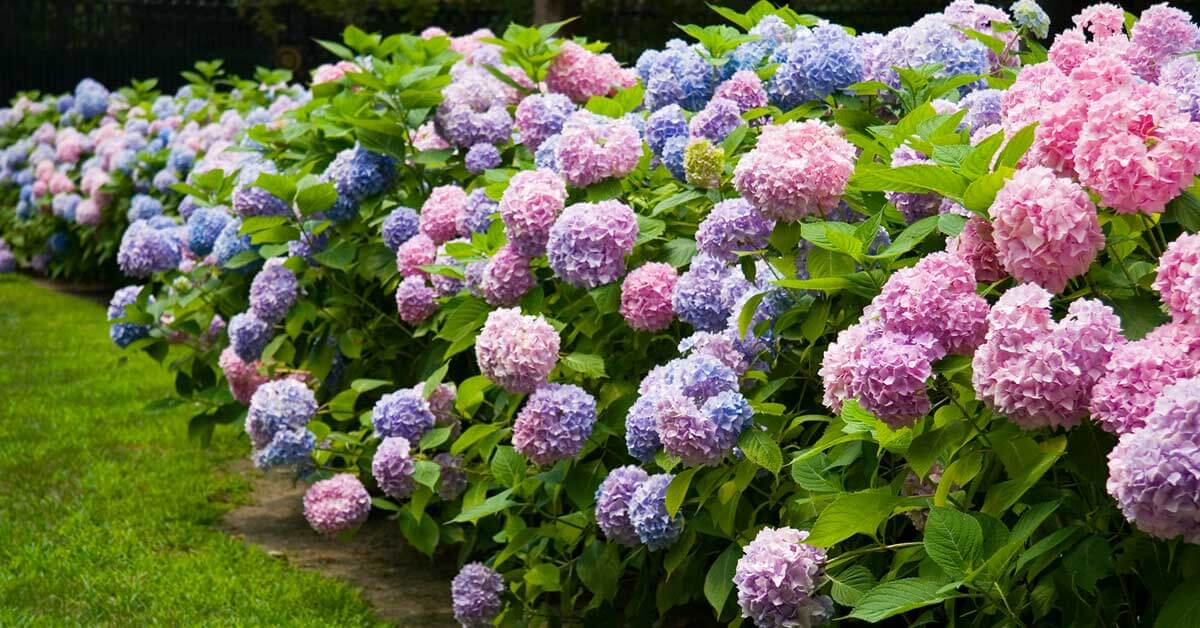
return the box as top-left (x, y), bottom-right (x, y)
top-left (2, 0), bottom-right (1188, 102)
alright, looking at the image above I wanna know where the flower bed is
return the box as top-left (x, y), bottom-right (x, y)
top-left (6, 1), bottom-right (1200, 626)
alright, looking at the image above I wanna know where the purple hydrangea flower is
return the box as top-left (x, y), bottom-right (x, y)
top-left (689, 97), bottom-right (743, 143)
top-left (465, 143), bottom-right (502, 175)
top-left (127, 193), bottom-right (163, 222)
top-left (515, 93), bottom-right (576, 151)
top-left (458, 189), bottom-right (497, 237)
top-left (696, 198), bottom-right (774, 262)
top-left (303, 474), bottom-right (371, 535)
top-left (768, 23), bottom-right (863, 110)
top-left (960, 88), bottom-right (1003, 133)
top-left (372, 388), bottom-right (436, 442)
top-left (645, 104), bottom-right (688, 156)
top-left (213, 218), bottom-right (257, 269)
top-left (228, 311), bottom-right (273, 362)
top-left (396, 275), bottom-right (439, 324)
top-left (595, 465), bottom-right (650, 545)
top-left (673, 253), bottom-right (743, 331)
top-left (512, 383), bottom-right (597, 465)
top-left (249, 258), bottom-right (298, 323)
top-left (372, 436), bottom-right (416, 500)
top-left (451, 563), bottom-right (504, 628)
top-left (628, 473), bottom-right (683, 550)
top-left (546, 200), bottom-right (638, 288)
top-left (479, 244), bottom-right (535, 307)
top-left (117, 220), bottom-right (182, 278)
top-left (625, 395), bottom-right (664, 462)
top-left (733, 527), bottom-right (832, 628)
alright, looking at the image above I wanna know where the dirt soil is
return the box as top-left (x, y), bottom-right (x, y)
top-left (219, 460), bottom-right (456, 627)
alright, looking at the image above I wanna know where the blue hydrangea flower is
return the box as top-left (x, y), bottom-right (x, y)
top-left (459, 189), bottom-right (497, 236)
top-left (768, 22), bottom-right (863, 110)
top-left (73, 78), bottom-right (110, 119)
top-left (213, 218), bottom-right (257, 269)
top-left (661, 135), bottom-right (688, 181)
top-left (48, 231), bottom-right (70, 258)
top-left (249, 258), bottom-right (299, 323)
top-left (677, 354), bottom-right (740, 401)
top-left (673, 253), bottom-right (744, 331)
top-left (107, 285), bottom-right (150, 348)
top-left (127, 194), bottom-right (164, 222)
top-left (371, 388), bottom-right (435, 442)
top-left (637, 39), bottom-right (715, 111)
top-left (245, 379), bottom-right (317, 448)
top-left (625, 395), bottom-right (663, 462)
top-left (169, 146), bottom-right (196, 174)
top-left (645, 104), bottom-right (689, 156)
top-left (255, 428), bottom-right (316, 469)
top-left (52, 193), bottom-right (81, 221)
top-left (152, 168), bottom-right (179, 193)
top-left (186, 206), bottom-right (232, 257)
top-left (534, 134), bottom-right (562, 172)
top-left (382, 206), bottom-right (420, 251)
top-left (628, 473), bottom-right (683, 550)
top-left (228, 311), bottom-right (273, 362)
top-left (322, 145), bottom-right (398, 223)
top-left (117, 220), bottom-right (182, 278)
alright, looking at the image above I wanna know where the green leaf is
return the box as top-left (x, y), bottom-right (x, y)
top-left (455, 375), bottom-right (493, 416)
top-left (423, 363), bottom-right (449, 399)
top-left (851, 164), bottom-right (969, 199)
top-left (666, 467), bottom-right (699, 517)
top-left (807, 488), bottom-right (901, 547)
top-left (636, 214), bottom-right (666, 246)
top-left (830, 565), bottom-right (878, 606)
top-left (312, 239), bottom-right (356, 270)
top-left (938, 213), bottom-right (967, 237)
top-left (295, 182), bottom-right (338, 216)
top-left (873, 215), bottom-right (940, 259)
top-left (790, 453), bottom-right (843, 493)
top-left (923, 507), bottom-right (984, 579)
top-left (665, 238), bottom-right (698, 267)
top-left (577, 541), bottom-right (621, 601)
top-left (412, 460), bottom-right (440, 488)
top-left (737, 428), bottom-right (782, 475)
top-left (350, 378), bottom-right (391, 393)
top-left (704, 543), bottom-right (741, 613)
top-left (849, 578), bottom-right (950, 622)
top-left (449, 489), bottom-right (514, 523)
top-left (490, 446), bottom-right (525, 488)
top-left (996, 123), bottom-right (1037, 169)
top-left (524, 563), bottom-right (561, 591)
top-left (1154, 576), bottom-right (1200, 628)
top-left (451, 423), bottom-right (500, 455)
top-left (562, 352), bottom-right (606, 378)
top-left (962, 170), bottom-right (1011, 216)
top-left (981, 435), bottom-right (1066, 516)
top-left (1062, 535), bottom-right (1113, 593)
top-left (737, 292), bottom-right (767, 339)
top-left (418, 426), bottom-right (451, 450)
top-left (397, 509), bottom-right (439, 557)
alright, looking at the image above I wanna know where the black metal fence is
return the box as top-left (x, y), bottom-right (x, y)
top-left (0, 0), bottom-right (1194, 102)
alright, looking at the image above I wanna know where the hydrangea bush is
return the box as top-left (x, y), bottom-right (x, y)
top-left (11, 2), bottom-right (1200, 626)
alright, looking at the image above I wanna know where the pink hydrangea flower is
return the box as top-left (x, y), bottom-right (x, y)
top-left (395, 233), bottom-right (436, 279)
top-left (312, 61), bottom-right (361, 85)
top-left (620, 262), bottom-right (678, 332)
top-left (419, 185), bottom-right (465, 245)
top-left (1092, 323), bottom-right (1200, 435)
top-left (1073, 82), bottom-right (1200, 214)
top-left (849, 329), bottom-right (936, 428)
top-left (1154, 233), bottom-right (1200, 324)
top-left (219, 346), bottom-right (269, 406)
top-left (479, 244), bottom-right (536, 307)
top-left (1073, 3), bottom-right (1126, 39)
top-left (303, 474), bottom-right (371, 535)
top-left (499, 169), bottom-right (567, 257)
top-left (475, 307), bottom-right (560, 393)
top-left (989, 167), bottom-right (1103, 293)
top-left (412, 121), bottom-right (450, 151)
top-left (871, 252), bottom-right (989, 356)
top-left (946, 216), bottom-right (1006, 283)
top-left (395, 276), bottom-right (438, 324)
top-left (545, 41), bottom-right (636, 103)
top-left (819, 321), bottom-right (876, 413)
top-left (733, 120), bottom-right (854, 221)
top-left (555, 112), bottom-right (641, 188)
top-left (972, 284), bottom-right (1125, 430)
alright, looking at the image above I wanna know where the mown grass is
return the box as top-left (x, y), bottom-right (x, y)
top-left (0, 276), bottom-right (384, 626)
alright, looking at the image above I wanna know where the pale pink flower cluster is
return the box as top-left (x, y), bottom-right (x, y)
top-left (989, 167), bottom-right (1103, 293)
top-left (545, 41), bottom-right (636, 104)
top-left (733, 121), bottom-right (854, 222)
top-left (972, 284), bottom-right (1125, 430)
top-left (1154, 233), bottom-right (1200, 324)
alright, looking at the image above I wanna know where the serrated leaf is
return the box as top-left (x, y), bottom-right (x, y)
top-left (490, 446), bottom-right (525, 487)
top-left (704, 543), bottom-right (741, 613)
top-left (807, 488), bottom-right (901, 547)
top-left (562, 352), bottom-right (606, 378)
top-left (578, 541), bottom-right (621, 601)
top-left (849, 578), bottom-right (949, 622)
top-left (737, 428), bottom-right (782, 475)
top-left (449, 488), bottom-right (514, 523)
top-left (666, 467), bottom-right (699, 517)
top-left (924, 507), bottom-right (984, 579)
top-left (830, 565), bottom-right (878, 606)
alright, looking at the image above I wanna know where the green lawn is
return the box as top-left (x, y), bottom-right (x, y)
top-left (0, 276), bottom-right (384, 626)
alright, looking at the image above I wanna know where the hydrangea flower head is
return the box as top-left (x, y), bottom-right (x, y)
top-left (515, 93), bottom-right (575, 151)
top-left (246, 379), bottom-right (317, 449)
top-left (451, 563), bottom-right (504, 628)
top-left (620, 262), bottom-right (678, 332)
top-left (107, 285), bottom-right (151, 348)
top-left (420, 185), bottom-right (466, 245)
top-left (555, 112), bottom-right (641, 188)
top-left (595, 466), bottom-right (650, 545)
top-left (990, 166), bottom-right (1103, 292)
top-left (768, 22), bottom-right (863, 110)
top-left (625, 395), bottom-right (663, 462)
top-left (1091, 323), bottom-right (1200, 435)
top-left (219, 347), bottom-right (269, 406)
top-left (475, 308), bottom-right (560, 393)
top-left (382, 206), bottom-right (420, 251)
top-left (545, 41), bottom-right (635, 103)
top-left (696, 198), bottom-right (774, 262)
top-left (689, 97), bottom-right (742, 144)
top-left (673, 253), bottom-right (746, 331)
top-left (734, 527), bottom-right (831, 628)
top-left (499, 169), bottom-right (567, 257)
top-left (368, 378), bottom-right (436, 440)
top-left (1107, 377), bottom-right (1200, 543)
top-left (849, 329), bottom-right (935, 428)
top-left (395, 276), bottom-right (439, 324)
top-left (512, 383), bottom-right (597, 465)
top-left (395, 233), bottom-right (436, 279)
top-left (733, 120), bottom-right (854, 221)
top-left (684, 138), bottom-right (724, 189)
top-left (479, 244), bottom-right (535, 307)
top-left (459, 189), bottom-right (498, 237)
top-left (946, 215), bottom-right (1005, 283)
top-left (228, 311), bottom-right (273, 362)
top-left (645, 105), bottom-right (688, 156)
top-left (1012, 0), bottom-right (1051, 38)
top-left (637, 39), bottom-right (715, 111)
top-left (464, 143), bottom-right (501, 175)
top-left (547, 200), bottom-right (638, 288)
top-left (714, 71), bottom-right (769, 115)
top-left (372, 436), bottom-right (415, 500)
top-left (1154, 233), bottom-right (1200, 324)
top-left (186, 206), bottom-right (231, 257)
top-left (249, 258), bottom-right (298, 323)
top-left (303, 474), bottom-right (371, 535)
top-left (973, 284), bottom-right (1125, 430)
top-left (628, 473), bottom-right (683, 550)
top-left (118, 220), bottom-right (182, 278)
